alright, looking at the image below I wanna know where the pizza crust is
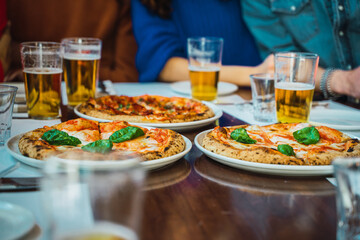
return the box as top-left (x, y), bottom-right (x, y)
top-left (140, 131), bottom-right (186, 160)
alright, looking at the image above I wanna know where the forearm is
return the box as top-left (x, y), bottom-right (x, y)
top-left (159, 57), bottom-right (268, 86)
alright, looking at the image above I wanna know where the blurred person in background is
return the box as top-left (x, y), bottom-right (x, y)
top-left (4, 0), bottom-right (138, 83)
top-left (241, 0), bottom-right (360, 101)
top-left (131, 0), bottom-right (274, 85)
top-left (0, 0), bottom-right (11, 82)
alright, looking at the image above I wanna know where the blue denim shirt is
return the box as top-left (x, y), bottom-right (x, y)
top-left (241, 0), bottom-right (360, 70)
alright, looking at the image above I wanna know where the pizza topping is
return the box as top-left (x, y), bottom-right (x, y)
top-left (277, 144), bottom-right (295, 156)
top-left (81, 139), bottom-right (113, 154)
top-left (293, 127), bottom-right (320, 145)
top-left (41, 129), bottom-right (81, 146)
top-left (230, 128), bottom-right (257, 144)
top-left (109, 126), bottom-right (145, 143)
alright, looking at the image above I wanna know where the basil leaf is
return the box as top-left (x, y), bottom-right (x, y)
top-left (293, 126), bottom-right (320, 145)
top-left (230, 128), bottom-right (256, 144)
top-left (109, 126), bottom-right (145, 143)
top-left (81, 139), bottom-right (113, 154)
top-left (41, 129), bottom-right (81, 146)
top-left (277, 144), bottom-right (295, 156)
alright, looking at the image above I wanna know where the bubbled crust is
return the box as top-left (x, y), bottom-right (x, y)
top-left (18, 127), bottom-right (61, 160)
top-left (202, 131), bottom-right (305, 165)
top-left (141, 130), bottom-right (186, 161)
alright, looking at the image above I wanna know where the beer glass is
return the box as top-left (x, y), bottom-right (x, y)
top-left (275, 52), bottom-right (319, 123)
top-left (187, 37), bottom-right (223, 101)
top-left (61, 38), bottom-right (102, 107)
top-left (21, 42), bottom-right (62, 119)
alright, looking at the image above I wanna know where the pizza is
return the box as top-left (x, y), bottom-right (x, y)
top-left (77, 95), bottom-right (215, 123)
top-left (18, 118), bottom-right (186, 161)
top-left (201, 122), bottom-right (360, 165)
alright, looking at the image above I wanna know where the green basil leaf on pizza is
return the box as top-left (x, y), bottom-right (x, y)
top-left (277, 144), bottom-right (295, 156)
top-left (230, 128), bottom-right (256, 144)
top-left (81, 139), bottom-right (113, 154)
top-left (293, 126), bottom-right (320, 145)
top-left (41, 129), bottom-right (81, 146)
top-left (109, 126), bottom-right (145, 143)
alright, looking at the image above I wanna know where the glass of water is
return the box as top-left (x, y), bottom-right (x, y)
top-left (0, 85), bottom-right (17, 145)
top-left (249, 73), bottom-right (276, 122)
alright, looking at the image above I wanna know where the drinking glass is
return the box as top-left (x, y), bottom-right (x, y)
top-left (0, 85), bottom-right (17, 145)
top-left (20, 42), bottom-right (62, 119)
top-left (250, 73), bottom-right (276, 122)
top-left (187, 37), bottom-right (223, 101)
top-left (61, 38), bottom-right (102, 107)
top-left (41, 153), bottom-right (145, 240)
top-left (333, 157), bottom-right (360, 240)
top-left (275, 52), bottom-right (319, 123)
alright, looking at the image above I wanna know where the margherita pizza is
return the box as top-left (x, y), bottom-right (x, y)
top-left (202, 123), bottom-right (360, 165)
top-left (77, 95), bottom-right (214, 123)
top-left (19, 118), bottom-right (186, 161)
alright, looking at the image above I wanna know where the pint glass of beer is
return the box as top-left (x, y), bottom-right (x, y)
top-left (21, 42), bottom-right (62, 119)
top-left (187, 37), bottom-right (223, 101)
top-left (61, 38), bottom-right (102, 106)
top-left (275, 52), bottom-right (319, 123)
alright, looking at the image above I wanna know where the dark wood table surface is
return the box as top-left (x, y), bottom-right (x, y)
top-left (60, 87), bottom-right (338, 240)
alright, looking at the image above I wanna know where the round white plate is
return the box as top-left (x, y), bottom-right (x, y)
top-left (170, 81), bottom-right (238, 96)
top-left (309, 109), bottom-right (360, 130)
top-left (74, 102), bottom-right (223, 131)
top-left (5, 133), bottom-right (192, 171)
top-left (0, 201), bottom-right (35, 240)
top-left (194, 130), bottom-right (333, 177)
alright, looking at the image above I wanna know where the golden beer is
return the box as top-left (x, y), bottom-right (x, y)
top-left (63, 55), bottom-right (100, 106)
top-left (58, 223), bottom-right (137, 240)
top-left (23, 68), bottom-right (62, 119)
top-left (189, 66), bottom-right (219, 101)
top-left (275, 82), bottom-right (314, 123)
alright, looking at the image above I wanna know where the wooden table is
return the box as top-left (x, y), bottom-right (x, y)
top-left (59, 87), bottom-right (337, 240)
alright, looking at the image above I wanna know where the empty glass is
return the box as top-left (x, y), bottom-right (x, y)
top-left (250, 73), bottom-right (276, 122)
top-left (333, 157), bottom-right (360, 240)
top-left (0, 85), bottom-right (17, 145)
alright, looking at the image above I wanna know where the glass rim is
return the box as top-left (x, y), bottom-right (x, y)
top-left (249, 73), bottom-right (277, 79)
top-left (61, 37), bottom-right (102, 45)
top-left (20, 41), bottom-right (61, 49)
top-left (187, 36), bottom-right (224, 43)
top-left (275, 51), bottom-right (319, 59)
top-left (0, 85), bottom-right (18, 93)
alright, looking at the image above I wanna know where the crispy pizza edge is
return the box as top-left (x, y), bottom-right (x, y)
top-left (18, 127), bottom-right (60, 160)
top-left (141, 130), bottom-right (186, 161)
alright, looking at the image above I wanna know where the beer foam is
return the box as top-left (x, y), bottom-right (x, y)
top-left (275, 82), bottom-right (314, 90)
top-left (63, 53), bottom-right (100, 60)
top-left (188, 65), bottom-right (220, 72)
top-left (23, 68), bottom-right (63, 74)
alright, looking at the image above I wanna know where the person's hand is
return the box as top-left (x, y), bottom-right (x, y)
top-left (331, 67), bottom-right (360, 99)
top-left (258, 54), bottom-right (274, 74)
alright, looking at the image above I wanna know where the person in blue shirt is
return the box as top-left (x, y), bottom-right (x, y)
top-left (241, 0), bottom-right (360, 101)
top-left (131, 0), bottom-right (274, 86)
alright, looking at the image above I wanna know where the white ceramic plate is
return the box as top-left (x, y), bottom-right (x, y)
top-left (194, 130), bottom-right (333, 177)
top-left (5, 134), bottom-right (192, 171)
top-left (74, 102), bottom-right (222, 131)
top-left (0, 201), bottom-right (35, 240)
top-left (170, 81), bottom-right (238, 96)
top-left (309, 109), bottom-right (360, 130)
